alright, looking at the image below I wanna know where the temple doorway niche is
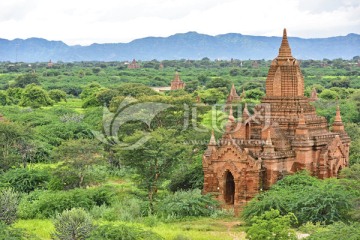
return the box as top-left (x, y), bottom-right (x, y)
top-left (224, 170), bottom-right (235, 204)
top-left (245, 123), bottom-right (250, 139)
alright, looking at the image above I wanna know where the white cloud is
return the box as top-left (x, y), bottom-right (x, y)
top-left (0, 0), bottom-right (358, 45)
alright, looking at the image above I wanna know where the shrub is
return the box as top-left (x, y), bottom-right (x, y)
top-left (18, 186), bottom-right (115, 219)
top-left (308, 222), bottom-right (360, 240)
top-left (242, 172), bottom-right (355, 226)
top-left (48, 89), bottom-right (67, 103)
top-left (0, 221), bottom-right (26, 240)
top-left (157, 189), bottom-right (219, 219)
top-left (90, 197), bottom-right (146, 221)
top-left (246, 209), bottom-right (297, 240)
top-left (0, 168), bottom-right (50, 193)
top-left (0, 188), bottom-right (20, 224)
top-left (89, 223), bottom-right (163, 240)
top-left (52, 208), bottom-right (93, 240)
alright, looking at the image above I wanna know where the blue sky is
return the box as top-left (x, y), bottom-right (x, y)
top-left (0, 0), bottom-right (359, 45)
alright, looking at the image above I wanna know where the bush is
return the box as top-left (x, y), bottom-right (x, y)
top-left (19, 84), bottom-right (54, 108)
top-left (105, 198), bottom-right (145, 221)
top-left (308, 222), bottom-right (360, 240)
top-left (89, 223), bottom-right (163, 240)
top-left (242, 172), bottom-right (355, 225)
top-left (52, 208), bottom-right (93, 240)
top-left (0, 168), bottom-right (50, 193)
top-left (48, 89), bottom-right (67, 103)
top-left (18, 186), bottom-right (115, 219)
top-left (246, 209), bottom-right (297, 240)
top-left (0, 221), bottom-right (26, 240)
top-left (0, 188), bottom-right (20, 224)
top-left (157, 189), bottom-right (219, 219)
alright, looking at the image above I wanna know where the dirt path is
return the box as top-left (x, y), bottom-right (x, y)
top-left (218, 221), bottom-right (246, 240)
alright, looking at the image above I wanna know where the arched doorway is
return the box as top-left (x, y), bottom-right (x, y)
top-left (224, 170), bottom-right (235, 204)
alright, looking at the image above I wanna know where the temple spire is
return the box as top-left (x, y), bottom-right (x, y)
top-left (332, 105), bottom-right (344, 132)
top-left (278, 28), bottom-right (292, 58)
top-left (335, 105), bottom-right (342, 122)
top-left (208, 129), bottom-right (217, 146)
top-left (174, 71), bottom-right (180, 82)
top-left (243, 103), bottom-right (250, 119)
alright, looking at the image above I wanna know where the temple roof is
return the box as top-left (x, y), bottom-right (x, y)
top-left (265, 28), bottom-right (304, 97)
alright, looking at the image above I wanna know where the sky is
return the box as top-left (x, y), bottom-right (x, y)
top-left (0, 0), bottom-right (359, 46)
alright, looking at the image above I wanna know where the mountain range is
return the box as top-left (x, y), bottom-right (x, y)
top-left (0, 31), bottom-right (359, 62)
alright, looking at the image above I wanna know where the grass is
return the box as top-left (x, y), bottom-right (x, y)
top-left (14, 219), bottom-right (54, 240)
top-left (13, 217), bottom-right (246, 240)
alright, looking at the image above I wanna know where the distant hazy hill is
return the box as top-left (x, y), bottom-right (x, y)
top-left (0, 32), bottom-right (359, 62)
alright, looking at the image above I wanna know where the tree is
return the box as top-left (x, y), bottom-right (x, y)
top-left (319, 89), bottom-right (339, 100)
top-left (80, 83), bottom-right (103, 100)
top-left (0, 121), bottom-right (31, 170)
top-left (246, 209), bottom-right (297, 240)
top-left (49, 89), bottom-right (67, 103)
top-left (19, 84), bottom-right (54, 108)
top-left (0, 188), bottom-right (20, 225)
top-left (184, 80), bottom-right (200, 93)
top-left (245, 89), bottom-right (265, 100)
top-left (117, 128), bottom-right (191, 213)
top-left (6, 88), bottom-right (23, 104)
top-left (52, 208), bottom-right (93, 240)
top-left (52, 139), bottom-right (104, 188)
top-left (12, 73), bottom-right (40, 88)
top-left (195, 88), bottom-right (226, 105)
top-left (116, 83), bottom-right (159, 98)
top-left (205, 77), bottom-right (231, 89)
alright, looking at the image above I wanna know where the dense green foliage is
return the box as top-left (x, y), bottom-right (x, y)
top-left (157, 189), bottom-right (219, 218)
top-left (0, 58), bottom-right (359, 239)
top-left (242, 172), bottom-right (357, 225)
top-left (18, 186), bottom-right (115, 219)
top-left (0, 221), bottom-right (26, 240)
top-left (246, 209), bottom-right (297, 240)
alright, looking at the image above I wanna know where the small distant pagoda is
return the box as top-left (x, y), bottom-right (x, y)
top-left (226, 84), bottom-right (241, 104)
top-left (47, 60), bottom-right (53, 68)
top-left (202, 29), bottom-right (351, 212)
top-left (309, 88), bottom-right (319, 101)
top-left (127, 59), bottom-right (140, 69)
top-left (170, 72), bottom-right (185, 90)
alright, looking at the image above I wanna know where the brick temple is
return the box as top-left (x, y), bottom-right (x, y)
top-left (170, 72), bottom-right (185, 90)
top-left (202, 29), bottom-right (350, 211)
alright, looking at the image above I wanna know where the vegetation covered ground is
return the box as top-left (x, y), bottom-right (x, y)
top-left (0, 57), bottom-right (359, 239)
